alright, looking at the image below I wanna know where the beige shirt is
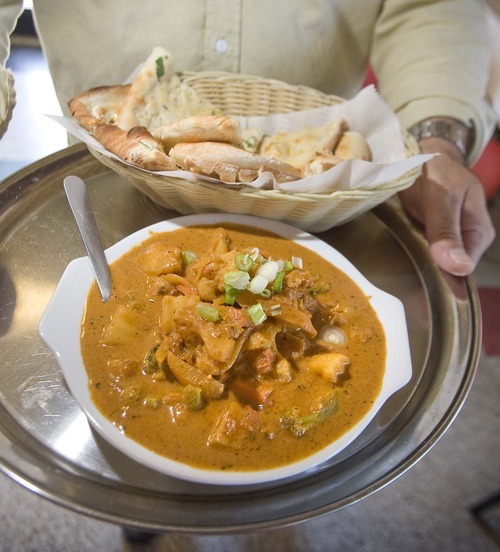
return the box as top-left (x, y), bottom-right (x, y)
top-left (0, 0), bottom-right (496, 162)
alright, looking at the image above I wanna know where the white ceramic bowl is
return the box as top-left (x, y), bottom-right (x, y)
top-left (38, 214), bottom-right (412, 486)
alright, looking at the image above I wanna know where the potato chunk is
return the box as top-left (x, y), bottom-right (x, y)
top-left (138, 242), bottom-right (182, 276)
top-left (160, 294), bottom-right (200, 333)
top-left (102, 304), bottom-right (150, 345)
top-left (296, 352), bottom-right (350, 383)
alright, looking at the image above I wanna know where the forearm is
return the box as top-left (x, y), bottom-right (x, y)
top-left (372, 0), bottom-right (496, 164)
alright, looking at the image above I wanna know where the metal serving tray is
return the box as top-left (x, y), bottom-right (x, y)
top-left (0, 145), bottom-right (481, 533)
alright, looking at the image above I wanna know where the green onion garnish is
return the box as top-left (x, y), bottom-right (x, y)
top-left (196, 303), bottom-right (219, 322)
top-left (138, 140), bottom-right (153, 150)
top-left (181, 250), bottom-right (197, 265)
top-left (234, 253), bottom-right (253, 272)
top-left (273, 271), bottom-right (285, 292)
top-left (223, 271), bottom-right (250, 290)
top-left (256, 260), bottom-right (279, 282)
top-left (247, 274), bottom-right (268, 294)
top-left (224, 284), bottom-right (237, 305)
top-left (247, 303), bottom-right (267, 325)
top-left (292, 256), bottom-right (303, 269)
top-left (155, 56), bottom-right (165, 79)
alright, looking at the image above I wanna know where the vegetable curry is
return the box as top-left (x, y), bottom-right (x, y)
top-left (81, 224), bottom-right (386, 472)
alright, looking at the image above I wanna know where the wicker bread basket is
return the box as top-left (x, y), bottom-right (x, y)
top-left (89, 72), bottom-right (421, 232)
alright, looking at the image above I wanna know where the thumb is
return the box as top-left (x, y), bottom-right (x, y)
top-left (429, 239), bottom-right (475, 276)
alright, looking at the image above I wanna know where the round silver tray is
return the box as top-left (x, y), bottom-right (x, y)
top-left (0, 145), bottom-right (481, 533)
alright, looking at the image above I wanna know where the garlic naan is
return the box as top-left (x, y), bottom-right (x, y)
top-left (153, 115), bottom-right (242, 151)
top-left (116, 47), bottom-right (220, 132)
top-left (169, 142), bottom-right (302, 183)
top-left (94, 124), bottom-right (176, 171)
top-left (259, 118), bottom-right (348, 170)
top-left (68, 84), bottom-right (131, 133)
top-left (68, 48), bottom-right (372, 182)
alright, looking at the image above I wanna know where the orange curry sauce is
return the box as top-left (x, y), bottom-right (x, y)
top-left (81, 224), bottom-right (385, 472)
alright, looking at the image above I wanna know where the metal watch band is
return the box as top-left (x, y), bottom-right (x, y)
top-left (408, 118), bottom-right (473, 159)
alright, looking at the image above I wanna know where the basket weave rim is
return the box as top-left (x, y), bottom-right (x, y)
top-left (179, 70), bottom-right (346, 99)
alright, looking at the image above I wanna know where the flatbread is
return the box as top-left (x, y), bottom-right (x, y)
top-left (152, 115), bottom-right (242, 150)
top-left (241, 128), bottom-right (265, 153)
top-left (68, 84), bottom-right (131, 133)
top-left (94, 124), bottom-right (176, 171)
top-left (169, 142), bottom-right (302, 183)
top-left (259, 118), bottom-right (348, 170)
top-left (68, 48), bottom-right (373, 182)
top-left (116, 47), bottom-right (221, 132)
top-left (334, 131), bottom-right (372, 161)
top-left (303, 153), bottom-right (344, 177)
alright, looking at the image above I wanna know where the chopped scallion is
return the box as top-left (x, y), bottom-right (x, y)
top-left (273, 271), bottom-right (285, 292)
top-left (292, 256), bottom-right (303, 269)
top-left (247, 303), bottom-right (267, 325)
top-left (138, 140), bottom-right (153, 150)
top-left (155, 56), bottom-right (165, 79)
top-left (196, 302), bottom-right (220, 322)
top-left (247, 274), bottom-right (268, 294)
top-left (284, 260), bottom-right (294, 272)
top-left (256, 260), bottom-right (279, 282)
top-left (181, 250), bottom-right (197, 265)
top-left (234, 253), bottom-right (253, 272)
top-left (224, 284), bottom-right (237, 305)
top-left (224, 271), bottom-right (250, 290)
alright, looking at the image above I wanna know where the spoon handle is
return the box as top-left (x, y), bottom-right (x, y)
top-left (63, 175), bottom-right (112, 302)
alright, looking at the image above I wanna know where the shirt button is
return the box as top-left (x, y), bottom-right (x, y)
top-left (215, 38), bottom-right (228, 54)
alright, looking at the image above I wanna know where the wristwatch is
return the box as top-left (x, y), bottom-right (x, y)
top-left (408, 117), bottom-right (473, 159)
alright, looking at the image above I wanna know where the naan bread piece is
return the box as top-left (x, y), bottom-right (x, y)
top-left (303, 130), bottom-right (372, 176)
top-left (303, 153), bottom-right (344, 177)
top-left (169, 142), bottom-right (302, 184)
top-left (153, 115), bottom-right (242, 150)
top-left (241, 128), bottom-right (265, 153)
top-left (94, 124), bottom-right (177, 171)
top-left (259, 118), bottom-right (348, 171)
top-left (334, 131), bottom-right (372, 161)
top-left (117, 47), bottom-right (221, 132)
top-left (68, 84), bottom-right (131, 133)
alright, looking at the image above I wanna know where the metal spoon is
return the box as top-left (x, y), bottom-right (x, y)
top-left (63, 175), bottom-right (112, 302)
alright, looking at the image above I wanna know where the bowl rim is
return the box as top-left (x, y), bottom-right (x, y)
top-left (38, 213), bottom-right (412, 486)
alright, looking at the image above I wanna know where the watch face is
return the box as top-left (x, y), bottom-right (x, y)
top-left (409, 118), bottom-right (470, 158)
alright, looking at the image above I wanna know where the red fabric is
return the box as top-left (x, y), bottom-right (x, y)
top-left (478, 288), bottom-right (500, 356)
top-left (472, 138), bottom-right (500, 200)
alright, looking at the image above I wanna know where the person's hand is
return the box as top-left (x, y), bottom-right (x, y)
top-left (399, 137), bottom-right (496, 276)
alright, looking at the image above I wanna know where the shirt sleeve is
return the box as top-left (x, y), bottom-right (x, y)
top-left (0, 0), bottom-right (24, 138)
top-left (371, 0), bottom-right (497, 163)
